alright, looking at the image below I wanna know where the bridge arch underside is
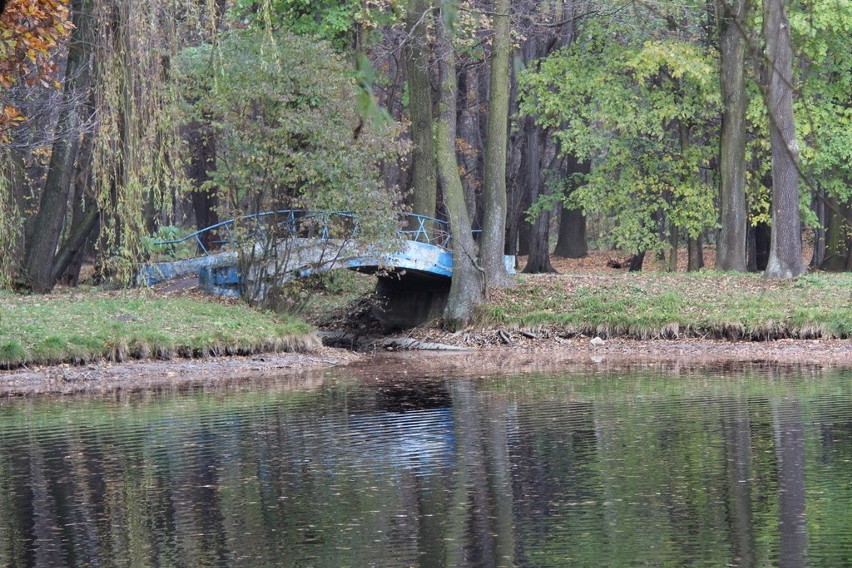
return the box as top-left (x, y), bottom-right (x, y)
top-left (282, 256), bottom-right (453, 330)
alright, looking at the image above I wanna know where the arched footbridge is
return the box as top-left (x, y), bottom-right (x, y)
top-left (140, 211), bottom-right (514, 327)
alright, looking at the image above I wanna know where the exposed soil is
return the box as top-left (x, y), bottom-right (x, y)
top-left (0, 347), bottom-right (361, 397)
top-left (2, 333), bottom-right (848, 397)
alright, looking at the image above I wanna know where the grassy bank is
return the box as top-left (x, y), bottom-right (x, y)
top-left (0, 290), bottom-right (317, 369)
top-left (482, 271), bottom-right (852, 340)
top-left (2, 267), bottom-right (849, 370)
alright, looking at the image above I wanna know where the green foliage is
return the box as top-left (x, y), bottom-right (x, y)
top-left (176, 30), bottom-right (403, 232)
top-left (520, 19), bottom-right (721, 254)
top-left (788, 0), bottom-right (852, 204)
top-left (231, 0), bottom-right (401, 50)
top-left (520, 0), bottom-right (852, 254)
top-left (141, 226), bottom-right (197, 261)
top-left (175, 29), bottom-right (405, 307)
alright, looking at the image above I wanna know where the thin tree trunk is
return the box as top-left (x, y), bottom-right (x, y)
top-left (406, 0), bottom-right (438, 219)
top-left (23, 0), bottom-right (94, 292)
top-left (185, 121), bottom-right (219, 250)
top-left (668, 223), bottom-right (679, 272)
top-left (479, 0), bottom-right (512, 288)
top-left (810, 190), bottom-right (825, 268)
top-left (458, 64), bottom-right (481, 226)
top-left (435, 9), bottom-right (484, 330)
top-left (716, 0), bottom-right (750, 271)
top-left (763, 0), bottom-right (804, 279)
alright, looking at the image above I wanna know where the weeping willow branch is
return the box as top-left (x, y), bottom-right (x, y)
top-left (90, 0), bottom-right (202, 284)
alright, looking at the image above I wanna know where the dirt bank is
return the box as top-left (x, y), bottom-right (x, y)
top-left (2, 335), bottom-right (848, 397)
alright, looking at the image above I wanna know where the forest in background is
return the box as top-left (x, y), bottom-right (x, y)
top-left (0, 0), bottom-right (850, 327)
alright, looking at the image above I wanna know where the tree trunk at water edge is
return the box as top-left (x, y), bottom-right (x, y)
top-left (435, 9), bottom-right (484, 330)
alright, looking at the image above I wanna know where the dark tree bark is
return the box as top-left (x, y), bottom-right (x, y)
top-left (553, 156), bottom-right (590, 259)
top-left (457, 64), bottom-right (482, 226)
top-left (762, 0), bottom-right (804, 279)
top-left (554, 204), bottom-right (587, 258)
top-left (521, 122), bottom-right (556, 274)
top-left (57, 123), bottom-right (98, 285)
top-left (628, 251), bottom-right (646, 272)
top-left (820, 197), bottom-right (852, 271)
top-left (52, 202), bottom-right (99, 285)
top-left (716, 0), bottom-right (750, 272)
top-left (479, 0), bottom-right (512, 288)
top-left (748, 222), bottom-right (771, 271)
top-left (23, 0), bottom-right (94, 292)
top-left (185, 121), bottom-right (219, 250)
top-left (406, 0), bottom-right (438, 219)
top-left (687, 235), bottom-right (704, 271)
top-left (435, 9), bottom-right (484, 330)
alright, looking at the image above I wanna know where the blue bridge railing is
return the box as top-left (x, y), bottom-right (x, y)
top-left (151, 210), bottom-right (452, 256)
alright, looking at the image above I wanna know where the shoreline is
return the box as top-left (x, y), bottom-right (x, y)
top-left (2, 335), bottom-right (849, 397)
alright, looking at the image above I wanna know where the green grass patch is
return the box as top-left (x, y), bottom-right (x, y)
top-left (0, 290), bottom-right (317, 368)
top-left (483, 271), bottom-right (852, 340)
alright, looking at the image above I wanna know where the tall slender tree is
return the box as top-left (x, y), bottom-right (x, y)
top-left (435, 4), bottom-right (485, 329)
top-left (479, 0), bottom-right (512, 287)
top-left (716, 0), bottom-right (750, 272)
top-left (406, 0), bottom-right (438, 219)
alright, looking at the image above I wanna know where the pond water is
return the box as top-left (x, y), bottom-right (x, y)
top-left (0, 364), bottom-right (850, 567)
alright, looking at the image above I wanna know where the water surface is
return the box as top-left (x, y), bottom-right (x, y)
top-left (0, 365), bottom-right (849, 567)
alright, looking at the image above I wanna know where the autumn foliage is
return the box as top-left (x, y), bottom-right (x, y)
top-left (0, 0), bottom-right (71, 137)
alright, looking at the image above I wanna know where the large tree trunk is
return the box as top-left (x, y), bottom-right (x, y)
top-left (521, 123), bottom-right (556, 274)
top-left (479, 0), bottom-right (512, 288)
top-left (716, 0), bottom-right (750, 272)
top-left (56, 124), bottom-right (98, 285)
top-left (23, 0), bottom-right (94, 292)
top-left (553, 155), bottom-right (590, 258)
top-left (436, 8), bottom-right (484, 330)
top-left (554, 204), bottom-right (587, 258)
top-left (687, 235), bottom-right (705, 271)
top-left (185, 121), bottom-right (219, 250)
top-left (762, 0), bottom-right (804, 279)
top-left (406, 0), bottom-right (438, 219)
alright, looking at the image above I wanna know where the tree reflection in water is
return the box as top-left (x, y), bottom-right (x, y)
top-left (0, 369), bottom-right (849, 567)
